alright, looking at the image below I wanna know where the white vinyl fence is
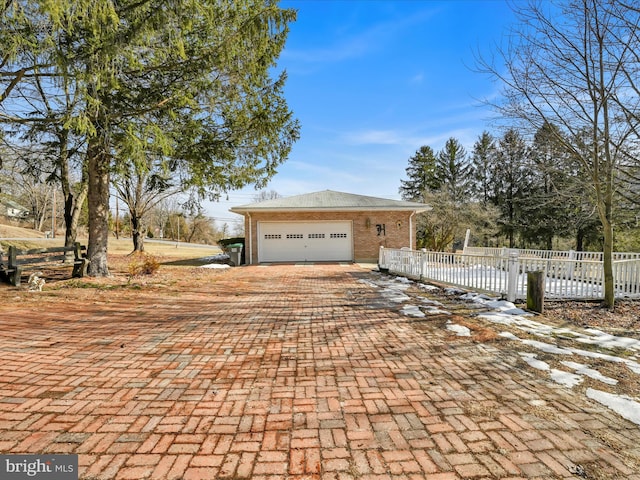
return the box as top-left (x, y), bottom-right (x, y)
top-left (378, 246), bottom-right (640, 301)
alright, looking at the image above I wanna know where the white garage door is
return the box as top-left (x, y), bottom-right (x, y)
top-left (258, 221), bottom-right (353, 262)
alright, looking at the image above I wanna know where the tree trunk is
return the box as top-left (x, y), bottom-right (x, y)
top-left (576, 229), bottom-right (584, 252)
top-left (602, 219), bottom-right (614, 309)
top-left (64, 184), bottom-right (88, 248)
top-left (86, 134), bottom-right (110, 277)
top-left (131, 213), bottom-right (145, 252)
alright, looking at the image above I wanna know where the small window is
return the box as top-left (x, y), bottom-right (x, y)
top-left (286, 233), bottom-right (304, 239)
top-left (264, 234), bottom-right (281, 239)
top-left (308, 233), bottom-right (325, 239)
top-left (330, 233), bottom-right (348, 239)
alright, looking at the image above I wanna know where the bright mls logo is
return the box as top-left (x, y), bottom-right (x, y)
top-left (0, 455), bottom-right (77, 480)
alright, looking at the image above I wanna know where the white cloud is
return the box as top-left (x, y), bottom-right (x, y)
top-left (343, 129), bottom-right (404, 145)
top-left (341, 127), bottom-right (481, 153)
top-left (283, 5), bottom-right (441, 70)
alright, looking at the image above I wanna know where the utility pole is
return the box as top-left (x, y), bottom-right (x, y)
top-left (115, 196), bottom-right (120, 239)
top-left (51, 189), bottom-right (56, 239)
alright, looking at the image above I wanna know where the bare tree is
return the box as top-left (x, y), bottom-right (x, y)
top-left (253, 189), bottom-right (281, 202)
top-left (0, 154), bottom-right (53, 231)
top-left (0, 8), bottom-right (88, 248)
top-left (417, 190), bottom-right (499, 252)
top-left (112, 160), bottom-right (182, 252)
top-left (185, 210), bottom-right (218, 244)
top-left (478, 0), bottom-right (640, 308)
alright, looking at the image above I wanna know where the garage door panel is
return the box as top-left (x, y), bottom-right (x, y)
top-left (258, 221), bottom-right (352, 262)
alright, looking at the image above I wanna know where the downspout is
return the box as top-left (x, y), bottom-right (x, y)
top-left (247, 213), bottom-right (253, 265)
top-left (409, 212), bottom-right (415, 249)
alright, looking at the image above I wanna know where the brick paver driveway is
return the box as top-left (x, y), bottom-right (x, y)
top-left (0, 264), bottom-right (638, 479)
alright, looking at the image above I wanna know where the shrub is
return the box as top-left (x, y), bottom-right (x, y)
top-left (127, 252), bottom-right (160, 277)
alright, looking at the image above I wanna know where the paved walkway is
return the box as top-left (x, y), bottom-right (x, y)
top-left (0, 264), bottom-right (638, 479)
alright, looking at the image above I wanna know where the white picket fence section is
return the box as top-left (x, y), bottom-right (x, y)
top-left (378, 246), bottom-right (640, 301)
top-left (463, 246), bottom-right (640, 262)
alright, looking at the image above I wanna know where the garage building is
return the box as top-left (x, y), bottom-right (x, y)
top-left (230, 190), bottom-right (430, 264)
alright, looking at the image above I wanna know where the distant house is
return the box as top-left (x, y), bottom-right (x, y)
top-left (230, 190), bottom-right (430, 264)
top-left (0, 197), bottom-right (30, 219)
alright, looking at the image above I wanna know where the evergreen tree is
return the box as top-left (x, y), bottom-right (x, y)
top-left (399, 145), bottom-right (439, 201)
top-left (1, 0), bottom-right (300, 276)
top-left (435, 137), bottom-right (474, 201)
top-left (493, 129), bottom-right (532, 247)
top-left (470, 131), bottom-right (497, 205)
top-left (400, 138), bottom-right (498, 250)
top-left (525, 123), bottom-right (577, 249)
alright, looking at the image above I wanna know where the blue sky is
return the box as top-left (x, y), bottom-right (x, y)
top-left (208, 0), bottom-right (517, 226)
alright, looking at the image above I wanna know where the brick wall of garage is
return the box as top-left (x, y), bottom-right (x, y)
top-left (241, 210), bottom-right (416, 264)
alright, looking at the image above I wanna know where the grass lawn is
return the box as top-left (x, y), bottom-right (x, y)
top-left (1, 222), bottom-right (224, 266)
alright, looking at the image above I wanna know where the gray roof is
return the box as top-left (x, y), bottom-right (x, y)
top-left (0, 197), bottom-right (29, 211)
top-left (230, 190), bottom-right (430, 213)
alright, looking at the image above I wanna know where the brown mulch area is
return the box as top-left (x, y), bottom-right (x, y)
top-left (1, 253), bottom-right (229, 306)
top-left (544, 299), bottom-right (640, 338)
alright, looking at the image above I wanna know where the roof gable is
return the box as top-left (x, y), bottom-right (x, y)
top-left (230, 190), bottom-right (430, 213)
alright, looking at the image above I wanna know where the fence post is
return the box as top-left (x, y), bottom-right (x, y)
top-left (8, 245), bottom-right (18, 269)
top-left (463, 229), bottom-right (471, 252)
top-left (567, 249), bottom-right (576, 280)
top-left (507, 252), bottom-right (519, 302)
top-left (527, 271), bottom-right (545, 313)
top-left (378, 246), bottom-right (386, 272)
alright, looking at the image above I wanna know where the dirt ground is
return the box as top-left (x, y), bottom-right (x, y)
top-left (544, 300), bottom-right (640, 336)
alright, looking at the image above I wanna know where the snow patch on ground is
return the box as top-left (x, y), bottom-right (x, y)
top-left (519, 353), bottom-right (583, 388)
top-left (401, 305), bottom-right (425, 318)
top-left (381, 287), bottom-right (411, 303)
top-left (520, 339), bottom-right (573, 355)
top-left (419, 297), bottom-right (445, 307)
top-left (200, 263), bottom-right (231, 269)
top-left (201, 253), bottom-right (230, 262)
top-left (447, 321), bottom-right (471, 337)
top-left (360, 277), bottom-right (411, 303)
top-left (198, 253), bottom-right (231, 269)
top-left (476, 302), bottom-right (640, 354)
top-left (561, 361), bottom-right (618, 385)
top-left (423, 306), bottom-right (451, 315)
top-left (499, 331), bottom-right (519, 340)
top-left (519, 352), bottom-right (550, 371)
top-left (587, 389), bottom-right (640, 426)
top-left (579, 328), bottom-right (640, 350)
top-left (549, 369), bottom-right (583, 388)
top-left (444, 287), bottom-right (466, 295)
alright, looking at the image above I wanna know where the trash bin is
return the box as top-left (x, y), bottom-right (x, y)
top-left (227, 243), bottom-right (243, 266)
